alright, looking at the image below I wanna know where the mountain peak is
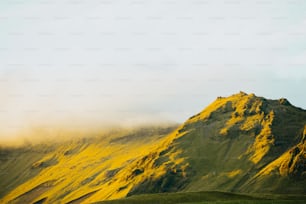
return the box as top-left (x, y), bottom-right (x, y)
top-left (236, 91), bottom-right (249, 96)
top-left (216, 91), bottom-right (252, 100)
top-left (187, 92), bottom-right (262, 124)
top-left (190, 92), bottom-right (298, 125)
top-left (185, 92), bottom-right (305, 165)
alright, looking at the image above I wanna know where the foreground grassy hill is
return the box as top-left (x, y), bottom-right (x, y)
top-left (96, 191), bottom-right (306, 204)
top-left (1, 92), bottom-right (305, 203)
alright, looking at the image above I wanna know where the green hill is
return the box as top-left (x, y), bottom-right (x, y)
top-left (1, 92), bottom-right (305, 204)
top-left (95, 191), bottom-right (306, 204)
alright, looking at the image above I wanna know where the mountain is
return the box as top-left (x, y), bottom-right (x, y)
top-left (1, 92), bottom-right (305, 204)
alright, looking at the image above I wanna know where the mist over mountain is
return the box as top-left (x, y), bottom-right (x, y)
top-left (0, 92), bottom-right (305, 204)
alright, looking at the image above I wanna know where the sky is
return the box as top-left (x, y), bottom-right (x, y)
top-left (0, 0), bottom-right (306, 140)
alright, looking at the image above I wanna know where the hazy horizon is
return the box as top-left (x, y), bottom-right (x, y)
top-left (1, 0), bottom-right (306, 141)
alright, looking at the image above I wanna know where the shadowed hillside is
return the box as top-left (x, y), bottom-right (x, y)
top-left (1, 92), bottom-right (305, 204)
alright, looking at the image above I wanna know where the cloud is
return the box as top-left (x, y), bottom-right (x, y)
top-left (0, 0), bottom-right (305, 141)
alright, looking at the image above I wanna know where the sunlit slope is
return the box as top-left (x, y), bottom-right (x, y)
top-left (0, 144), bottom-right (56, 199)
top-left (0, 126), bottom-right (178, 203)
top-left (1, 92), bottom-right (306, 204)
top-left (247, 125), bottom-right (306, 193)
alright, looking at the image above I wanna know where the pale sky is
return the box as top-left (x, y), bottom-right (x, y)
top-left (0, 0), bottom-right (306, 139)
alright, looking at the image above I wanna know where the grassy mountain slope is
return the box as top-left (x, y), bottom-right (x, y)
top-left (0, 126), bottom-right (177, 203)
top-left (1, 92), bottom-right (305, 203)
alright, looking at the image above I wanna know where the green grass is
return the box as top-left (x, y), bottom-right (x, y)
top-left (95, 191), bottom-right (306, 204)
top-left (182, 201), bottom-right (306, 204)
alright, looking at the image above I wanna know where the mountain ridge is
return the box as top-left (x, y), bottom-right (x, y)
top-left (1, 92), bottom-right (305, 203)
